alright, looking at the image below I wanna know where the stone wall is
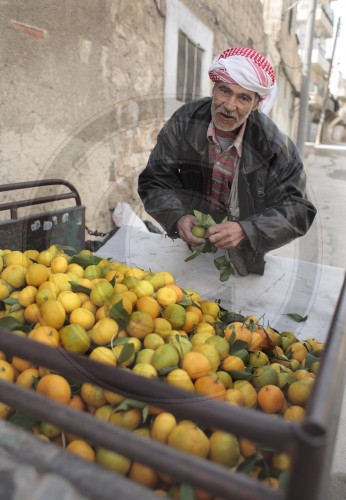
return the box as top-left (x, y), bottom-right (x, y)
top-left (1, 0), bottom-right (266, 243)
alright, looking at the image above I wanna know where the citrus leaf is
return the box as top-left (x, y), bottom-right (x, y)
top-left (108, 301), bottom-right (130, 330)
top-left (305, 352), bottom-right (319, 370)
top-left (227, 370), bottom-right (252, 380)
top-left (285, 313), bottom-right (308, 322)
top-left (9, 410), bottom-right (39, 430)
top-left (142, 405), bottom-right (149, 423)
top-left (116, 343), bottom-right (135, 364)
top-left (0, 316), bottom-right (25, 331)
top-left (69, 281), bottom-right (91, 295)
top-left (236, 453), bottom-right (262, 474)
top-left (158, 364), bottom-right (180, 376)
top-left (219, 311), bottom-right (246, 324)
top-left (1, 297), bottom-right (19, 305)
top-left (179, 482), bottom-right (195, 500)
top-left (68, 253), bottom-right (103, 268)
top-left (229, 339), bottom-right (249, 353)
top-left (184, 242), bottom-right (207, 262)
top-left (116, 399), bottom-right (147, 411)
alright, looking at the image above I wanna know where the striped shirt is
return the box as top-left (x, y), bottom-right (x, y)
top-left (207, 120), bottom-right (246, 211)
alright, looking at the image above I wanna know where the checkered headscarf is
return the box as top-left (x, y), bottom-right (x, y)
top-left (208, 47), bottom-right (278, 114)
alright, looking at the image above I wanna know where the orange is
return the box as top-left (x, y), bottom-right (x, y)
top-left (287, 378), bottom-right (314, 406)
top-left (57, 290), bottom-right (82, 313)
top-left (70, 307), bottom-right (96, 330)
top-left (15, 368), bottom-right (40, 389)
top-left (35, 287), bottom-right (57, 306)
top-left (89, 347), bottom-right (117, 366)
top-left (40, 299), bottom-right (66, 329)
top-left (1, 264), bottom-right (27, 289)
top-left (25, 263), bottom-right (50, 287)
top-left (225, 388), bottom-right (245, 406)
top-left (156, 286), bottom-right (177, 307)
top-left (126, 311), bottom-right (154, 340)
top-left (185, 305), bottom-right (203, 322)
top-left (60, 324), bottom-right (91, 354)
top-left (200, 301), bottom-right (220, 319)
top-left (192, 344), bottom-right (220, 372)
top-left (239, 438), bottom-right (257, 458)
top-left (131, 280), bottom-right (155, 299)
top-left (66, 439), bottom-right (95, 462)
top-left (194, 374), bottom-right (226, 400)
top-left (4, 250), bottom-right (29, 267)
top-left (224, 322), bottom-right (252, 346)
top-left (29, 325), bottom-right (60, 346)
top-left (165, 368), bottom-right (195, 392)
top-left (209, 430), bottom-right (240, 468)
top-left (129, 462), bottom-right (160, 489)
top-left (162, 303), bottom-right (186, 330)
top-left (0, 360), bottom-right (15, 382)
top-left (181, 351), bottom-right (211, 380)
top-left (233, 380), bottom-right (257, 408)
top-left (80, 383), bottom-right (107, 408)
top-left (95, 448), bottom-right (131, 475)
top-left (135, 296), bottom-right (161, 318)
top-left (166, 284), bottom-right (184, 302)
top-left (91, 317), bottom-right (119, 346)
top-left (257, 385), bottom-right (286, 414)
top-left (196, 322), bottom-right (215, 336)
top-left (18, 286), bottom-right (38, 307)
top-left (90, 281), bottom-right (114, 307)
top-left (168, 422), bottom-right (209, 458)
top-left (157, 271), bottom-right (175, 286)
top-left (283, 405), bottom-right (306, 421)
top-left (151, 412), bottom-right (177, 443)
top-left (81, 299), bottom-right (97, 314)
top-left (181, 311), bottom-right (199, 332)
top-left (153, 317), bottom-right (172, 340)
top-left (36, 374), bottom-right (72, 405)
top-left (108, 408), bottom-right (142, 430)
top-left (104, 293), bottom-right (133, 315)
top-left (221, 355), bottom-right (246, 372)
top-left (50, 255), bottom-right (68, 274)
top-left (68, 395), bottom-right (85, 411)
top-left (11, 356), bottom-right (33, 372)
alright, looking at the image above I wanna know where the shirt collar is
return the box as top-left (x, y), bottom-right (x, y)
top-left (207, 120), bottom-right (247, 155)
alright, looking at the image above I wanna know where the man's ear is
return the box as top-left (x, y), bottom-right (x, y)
top-left (251, 96), bottom-right (261, 112)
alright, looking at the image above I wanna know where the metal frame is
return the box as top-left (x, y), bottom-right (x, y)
top-left (0, 179), bottom-right (85, 252)
top-left (0, 275), bottom-right (345, 499)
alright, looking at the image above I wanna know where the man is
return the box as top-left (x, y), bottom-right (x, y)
top-left (138, 47), bottom-right (316, 275)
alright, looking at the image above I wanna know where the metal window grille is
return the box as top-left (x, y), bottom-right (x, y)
top-left (176, 30), bottom-right (203, 103)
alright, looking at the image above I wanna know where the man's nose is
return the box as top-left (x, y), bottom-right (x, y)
top-left (223, 95), bottom-right (237, 111)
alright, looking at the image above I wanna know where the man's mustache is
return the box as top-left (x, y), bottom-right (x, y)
top-left (215, 106), bottom-right (239, 120)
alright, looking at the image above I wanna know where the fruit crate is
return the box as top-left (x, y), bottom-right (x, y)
top-left (0, 179), bottom-right (85, 253)
top-left (0, 274), bottom-right (345, 500)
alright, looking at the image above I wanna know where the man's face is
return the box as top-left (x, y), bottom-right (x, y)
top-left (211, 82), bottom-right (259, 134)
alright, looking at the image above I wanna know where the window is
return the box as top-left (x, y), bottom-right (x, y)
top-left (176, 30), bottom-right (203, 102)
top-left (164, 0), bottom-right (214, 118)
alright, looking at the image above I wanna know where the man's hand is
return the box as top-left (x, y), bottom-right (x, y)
top-left (177, 214), bottom-right (206, 246)
top-left (206, 221), bottom-right (246, 249)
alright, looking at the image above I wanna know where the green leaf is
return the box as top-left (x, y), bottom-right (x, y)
top-left (9, 410), bottom-right (39, 430)
top-left (305, 352), bottom-right (319, 370)
top-left (108, 301), bottom-right (130, 330)
top-left (237, 453), bottom-right (261, 474)
top-left (179, 482), bottom-right (196, 500)
top-left (219, 311), bottom-right (246, 324)
top-left (279, 470), bottom-right (291, 490)
top-left (112, 337), bottom-right (133, 346)
top-left (68, 253), bottom-right (103, 268)
top-left (116, 399), bottom-right (147, 411)
top-left (69, 281), bottom-right (91, 295)
top-left (116, 343), bottom-right (135, 364)
top-left (229, 339), bottom-right (249, 353)
top-left (184, 242), bottom-right (207, 262)
top-left (57, 245), bottom-right (78, 254)
top-left (285, 313), bottom-right (308, 322)
top-left (1, 297), bottom-right (19, 305)
top-left (142, 405), bottom-right (149, 423)
top-left (0, 316), bottom-right (25, 331)
top-left (70, 384), bottom-right (81, 395)
top-left (158, 364), bottom-right (180, 376)
top-left (227, 370), bottom-right (252, 380)
top-left (213, 255), bottom-right (228, 270)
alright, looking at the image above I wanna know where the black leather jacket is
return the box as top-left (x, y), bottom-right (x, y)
top-left (138, 97), bottom-right (316, 275)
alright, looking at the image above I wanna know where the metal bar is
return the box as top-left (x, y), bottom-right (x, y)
top-left (0, 179), bottom-right (82, 206)
top-left (0, 379), bottom-right (282, 500)
top-left (0, 420), bottom-right (160, 500)
top-left (0, 329), bottom-right (295, 450)
top-left (0, 193), bottom-right (78, 214)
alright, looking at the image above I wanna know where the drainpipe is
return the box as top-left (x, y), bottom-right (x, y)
top-left (296, 0), bottom-right (318, 156)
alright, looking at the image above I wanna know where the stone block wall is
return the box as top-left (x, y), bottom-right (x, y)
top-left (1, 0), bottom-right (266, 242)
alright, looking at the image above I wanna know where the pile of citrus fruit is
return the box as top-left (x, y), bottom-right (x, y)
top-left (0, 245), bottom-right (324, 497)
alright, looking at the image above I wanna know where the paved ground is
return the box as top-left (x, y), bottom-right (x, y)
top-left (274, 143), bottom-right (346, 500)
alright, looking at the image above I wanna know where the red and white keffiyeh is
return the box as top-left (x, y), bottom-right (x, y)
top-left (208, 47), bottom-right (278, 115)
